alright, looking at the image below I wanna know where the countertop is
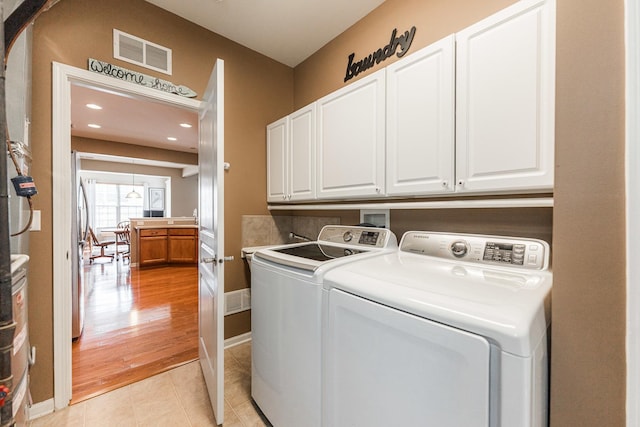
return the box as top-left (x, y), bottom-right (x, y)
top-left (135, 225), bottom-right (198, 230)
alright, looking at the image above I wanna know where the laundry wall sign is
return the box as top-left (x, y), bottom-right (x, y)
top-left (344, 26), bottom-right (417, 83)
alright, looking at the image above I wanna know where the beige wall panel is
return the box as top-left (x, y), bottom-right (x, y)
top-left (551, 0), bottom-right (626, 425)
top-left (294, 0), bottom-right (516, 108)
top-left (31, 0), bottom-right (293, 402)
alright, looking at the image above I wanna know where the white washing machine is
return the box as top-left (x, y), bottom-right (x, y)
top-left (322, 231), bottom-right (552, 427)
top-left (251, 225), bottom-right (397, 427)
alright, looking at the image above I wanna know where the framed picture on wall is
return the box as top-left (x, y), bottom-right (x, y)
top-left (149, 187), bottom-right (165, 210)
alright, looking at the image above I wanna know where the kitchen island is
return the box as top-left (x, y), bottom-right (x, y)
top-left (130, 218), bottom-right (198, 267)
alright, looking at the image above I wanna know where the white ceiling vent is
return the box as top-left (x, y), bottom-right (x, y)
top-left (113, 29), bottom-right (172, 75)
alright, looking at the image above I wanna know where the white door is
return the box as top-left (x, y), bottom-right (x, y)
top-left (316, 69), bottom-right (385, 199)
top-left (455, 0), bottom-right (555, 193)
top-left (289, 103), bottom-right (316, 201)
top-left (386, 35), bottom-right (455, 196)
top-left (266, 117), bottom-right (288, 202)
top-left (325, 288), bottom-right (491, 427)
top-left (198, 58), bottom-right (225, 425)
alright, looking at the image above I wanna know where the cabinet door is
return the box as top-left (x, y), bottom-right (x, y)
top-left (168, 236), bottom-right (197, 263)
top-left (386, 35), bottom-right (455, 196)
top-left (317, 69), bottom-right (385, 199)
top-left (455, 0), bottom-right (555, 193)
top-left (266, 117), bottom-right (288, 202)
top-left (289, 103), bottom-right (316, 201)
top-left (139, 235), bottom-right (168, 266)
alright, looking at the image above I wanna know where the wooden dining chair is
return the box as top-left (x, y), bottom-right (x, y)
top-left (121, 228), bottom-right (131, 264)
top-left (115, 221), bottom-right (131, 254)
top-left (88, 227), bottom-right (115, 263)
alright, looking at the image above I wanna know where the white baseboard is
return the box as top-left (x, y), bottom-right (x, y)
top-left (28, 398), bottom-right (55, 421)
top-left (224, 332), bottom-right (251, 349)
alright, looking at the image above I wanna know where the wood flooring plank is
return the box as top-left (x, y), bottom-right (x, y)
top-left (71, 262), bottom-right (198, 404)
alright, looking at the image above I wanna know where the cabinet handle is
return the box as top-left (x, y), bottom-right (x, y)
top-left (201, 257), bottom-right (215, 264)
top-left (220, 256), bottom-right (235, 263)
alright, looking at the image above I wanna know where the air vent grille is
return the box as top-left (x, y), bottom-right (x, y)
top-left (113, 29), bottom-right (172, 75)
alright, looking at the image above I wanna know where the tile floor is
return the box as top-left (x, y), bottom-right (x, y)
top-left (28, 341), bottom-right (272, 427)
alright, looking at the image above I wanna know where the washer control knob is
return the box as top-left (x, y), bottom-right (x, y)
top-left (450, 240), bottom-right (469, 258)
top-left (343, 231), bottom-right (353, 242)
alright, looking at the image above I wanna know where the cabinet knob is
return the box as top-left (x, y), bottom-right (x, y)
top-left (442, 181), bottom-right (448, 188)
top-left (457, 179), bottom-right (464, 187)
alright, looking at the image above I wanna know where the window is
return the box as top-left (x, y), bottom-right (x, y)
top-left (94, 183), bottom-right (144, 228)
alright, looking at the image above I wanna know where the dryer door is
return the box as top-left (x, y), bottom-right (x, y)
top-left (325, 289), bottom-right (491, 427)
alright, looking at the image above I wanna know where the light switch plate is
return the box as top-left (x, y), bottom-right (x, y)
top-left (30, 210), bottom-right (41, 231)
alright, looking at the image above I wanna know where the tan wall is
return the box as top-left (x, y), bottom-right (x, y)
top-left (31, 0), bottom-right (293, 402)
top-left (294, 0), bottom-right (517, 108)
top-left (293, 0), bottom-right (627, 425)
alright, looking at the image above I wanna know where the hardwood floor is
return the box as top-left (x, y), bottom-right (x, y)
top-left (71, 260), bottom-right (199, 403)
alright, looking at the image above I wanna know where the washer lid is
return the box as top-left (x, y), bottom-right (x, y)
top-left (323, 251), bottom-right (552, 357)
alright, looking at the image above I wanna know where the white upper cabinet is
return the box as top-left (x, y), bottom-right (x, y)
top-left (455, 0), bottom-right (555, 193)
top-left (266, 104), bottom-right (316, 202)
top-left (386, 35), bottom-right (456, 196)
top-left (266, 117), bottom-right (288, 202)
top-left (289, 103), bottom-right (316, 201)
top-left (316, 69), bottom-right (386, 199)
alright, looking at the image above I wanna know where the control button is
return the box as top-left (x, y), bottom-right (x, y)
top-left (450, 241), bottom-right (468, 258)
top-left (343, 231), bottom-right (353, 242)
top-left (529, 244), bottom-right (539, 251)
top-left (528, 254), bottom-right (538, 264)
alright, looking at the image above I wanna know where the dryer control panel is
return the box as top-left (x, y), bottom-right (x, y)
top-left (400, 231), bottom-right (549, 270)
top-left (318, 225), bottom-right (398, 249)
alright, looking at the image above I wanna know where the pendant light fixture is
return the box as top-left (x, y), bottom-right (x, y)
top-left (126, 162), bottom-right (141, 199)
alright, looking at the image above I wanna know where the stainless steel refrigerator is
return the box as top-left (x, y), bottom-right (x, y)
top-left (71, 151), bottom-right (89, 339)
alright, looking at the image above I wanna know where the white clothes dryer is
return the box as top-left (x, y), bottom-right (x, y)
top-left (322, 231), bottom-right (552, 427)
top-left (251, 225), bottom-right (397, 427)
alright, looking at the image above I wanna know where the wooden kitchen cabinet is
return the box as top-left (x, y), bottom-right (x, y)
top-left (386, 35), bottom-right (456, 196)
top-left (316, 69), bottom-right (385, 199)
top-left (266, 103), bottom-right (316, 202)
top-left (138, 228), bottom-right (168, 267)
top-left (455, 0), bottom-right (555, 193)
top-left (138, 227), bottom-right (198, 266)
top-left (168, 228), bottom-right (198, 263)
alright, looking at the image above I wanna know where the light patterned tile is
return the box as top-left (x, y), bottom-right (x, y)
top-left (234, 400), bottom-right (272, 427)
top-left (129, 372), bottom-right (190, 427)
top-left (221, 400), bottom-right (244, 427)
top-left (228, 342), bottom-right (252, 371)
top-left (84, 386), bottom-right (137, 427)
top-left (29, 402), bottom-right (86, 427)
top-left (224, 374), bottom-right (252, 408)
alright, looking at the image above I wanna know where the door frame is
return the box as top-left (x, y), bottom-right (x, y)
top-left (51, 62), bottom-right (202, 409)
top-left (627, 0), bottom-right (640, 424)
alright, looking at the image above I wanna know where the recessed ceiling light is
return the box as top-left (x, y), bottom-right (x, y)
top-left (180, 123), bottom-right (192, 128)
top-left (167, 137), bottom-right (177, 141)
top-left (86, 103), bottom-right (102, 110)
top-left (88, 123), bottom-right (102, 128)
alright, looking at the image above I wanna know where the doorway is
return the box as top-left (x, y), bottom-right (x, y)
top-left (51, 62), bottom-right (203, 409)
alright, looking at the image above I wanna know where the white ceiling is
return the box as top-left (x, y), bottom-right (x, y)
top-left (145, 0), bottom-right (386, 67)
top-left (71, 84), bottom-right (199, 152)
top-left (71, 0), bottom-right (386, 161)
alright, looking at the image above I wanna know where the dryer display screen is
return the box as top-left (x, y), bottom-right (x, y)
top-left (483, 242), bottom-right (525, 265)
top-left (358, 231), bottom-right (380, 245)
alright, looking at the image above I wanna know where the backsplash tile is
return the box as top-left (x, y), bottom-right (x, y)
top-left (241, 215), bottom-right (342, 247)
